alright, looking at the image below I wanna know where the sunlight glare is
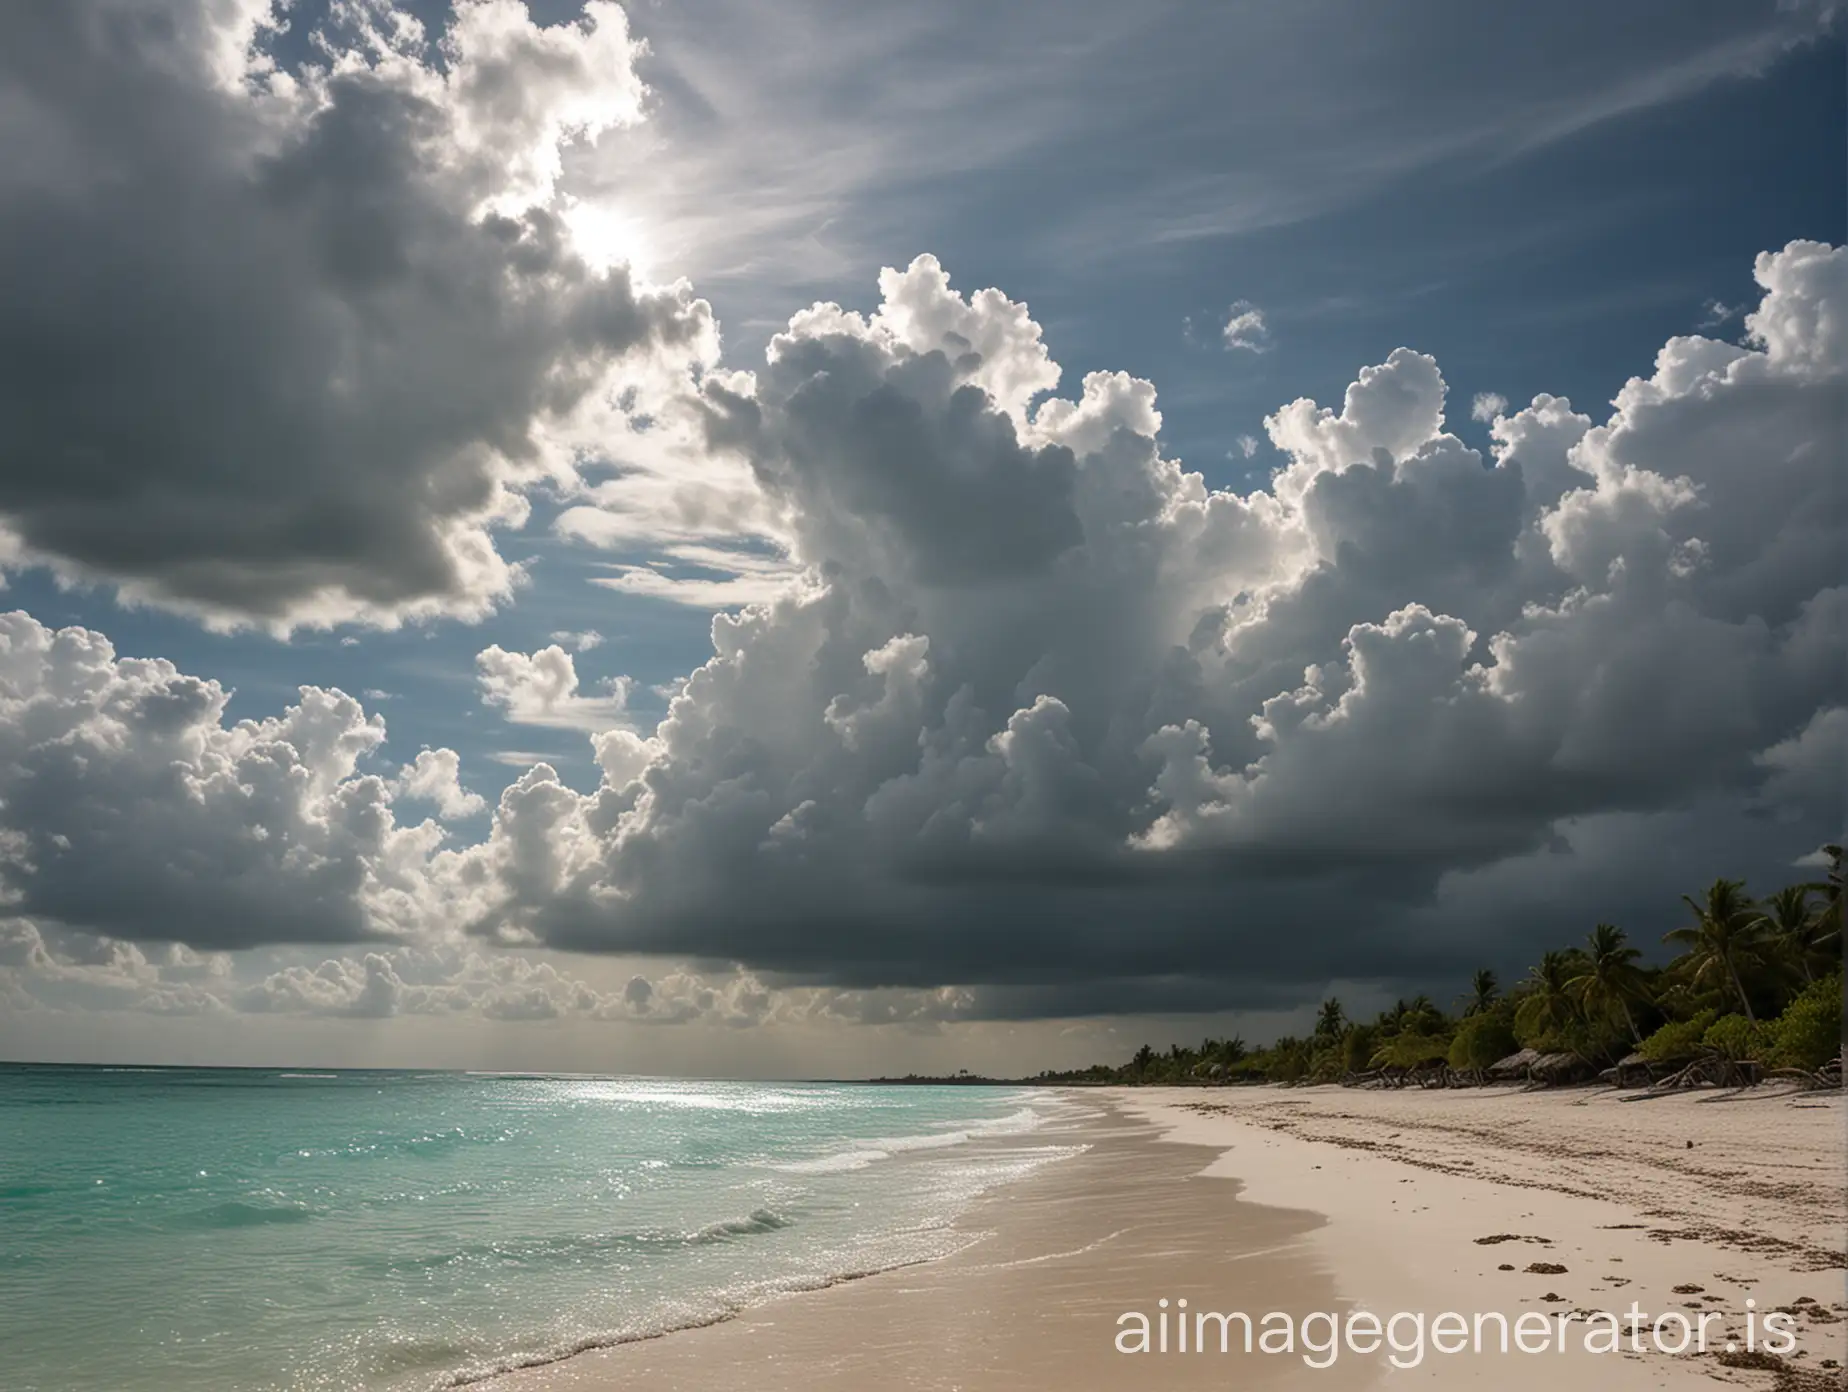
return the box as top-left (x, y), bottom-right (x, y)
top-left (562, 198), bottom-right (654, 282)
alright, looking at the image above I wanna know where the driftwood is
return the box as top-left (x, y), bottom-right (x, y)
top-left (1651, 1051), bottom-right (1842, 1092)
top-left (1344, 1053), bottom-right (1843, 1094)
top-left (1650, 1054), bottom-right (1761, 1090)
top-left (1359, 1062), bottom-right (1449, 1090)
top-left (1763, 1054), bottom-right (1842, 1091)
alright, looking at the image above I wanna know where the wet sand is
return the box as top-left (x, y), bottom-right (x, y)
top-left (500, 1084), bottom-right (1846, 1391)
top-left (497, 1094), bottom-right (1371, 1391)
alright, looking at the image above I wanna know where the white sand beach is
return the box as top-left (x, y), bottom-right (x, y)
top-left (1114, 1083), bottom-right (1847, 1390)
top-left (503, 1082), bottom-right (1846, 1391)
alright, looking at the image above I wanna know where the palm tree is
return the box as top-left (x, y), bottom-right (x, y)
top-left (1566, 924), bottom-right (1648, 1045)
top-left (1461, 969), bottom-right (1499, 1017)
top-left (1406, 994), bottom-right (1440, 1031)
top-left (1513, 951), bottom-right (1579, 1042)
top-left (1666, 878), bottom-right (1768, 1021)
top-left (1806, 844), bottom-right (1843, 959)
top-left (1759, 885), bottom-right (1825, 984)
top-left (1314, 997), bottom-right (1346, 1042)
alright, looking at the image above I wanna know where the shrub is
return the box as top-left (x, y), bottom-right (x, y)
top-left (1701, 1014), bottom-right (1767, 1062)
top-left (1638, 1010), bottom-right (1718, 1062)
top-left (1449, 1014), bottom-right (1518, 1071)
top-left (1341, 1024), bottom-right (1377, 1075)
top-left (1765, 972), bottom-right (1843, 1072)
top-left (1263, 1038), bottom-right (1313, 1083)
top-left (1306, 1043), bottom-right (1346, 1084)
top-left (1372, 1031), bottom-right (1451, 1070)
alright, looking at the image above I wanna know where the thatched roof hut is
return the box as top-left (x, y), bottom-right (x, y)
top-left (1530, 1051), bottom-right (1594, 1084)
top-left (1486, 1047), bottom-right (1540, 1080)
top-left (1601, 1051), bottom-right (1657, 1088)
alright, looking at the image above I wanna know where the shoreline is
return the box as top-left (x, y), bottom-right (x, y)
top-left (494, 1091), bottom-right (1370, 1391)
top-left (496, 1083), bottom-right (1846, 1392)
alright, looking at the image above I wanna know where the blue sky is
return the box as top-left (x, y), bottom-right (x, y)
top-left (17, 0), bottom-right (1836, 808)
top-left (0, 0), bottom-right (1840, 1071)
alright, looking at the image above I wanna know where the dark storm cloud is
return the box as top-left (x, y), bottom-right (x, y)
top-left (0, 245), bottom-right (1839, 1017)
top-left (0, 0), bottom-right (711, 631)
top-left (0, 4), bottom-right (1840, 1022)
top-left (0, 613), bottom-right (426, 948)
top-left (435, 246), bottom-right (1844, 1007)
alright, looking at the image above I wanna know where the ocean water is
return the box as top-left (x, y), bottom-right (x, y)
top-left (0, 1065), bottom-right (1081, 1391)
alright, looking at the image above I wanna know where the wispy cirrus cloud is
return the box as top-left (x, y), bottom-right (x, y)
top-left (583, 0), bottom-right (1837, 318)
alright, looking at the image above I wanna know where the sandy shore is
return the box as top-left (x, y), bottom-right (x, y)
top-left (1115, 1083), bottom-right (1846, 1390)
top-left (499, 1083), bottom-right (1845, 1392)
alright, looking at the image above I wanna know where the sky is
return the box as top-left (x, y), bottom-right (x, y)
top-left (0, 0), bottom-right (1841, 1076)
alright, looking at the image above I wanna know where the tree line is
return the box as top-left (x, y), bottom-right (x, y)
top-left (1035, 847), bottom-right (1842, 1089)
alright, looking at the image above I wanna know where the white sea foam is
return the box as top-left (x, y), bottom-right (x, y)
top-left (773, 1103), bottom-right (1051, 1174)
top-left (777, 1148), bottom-right (889, 1174)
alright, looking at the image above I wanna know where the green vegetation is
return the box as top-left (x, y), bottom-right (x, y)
top-left (1764, 971), bottom-right (1843, 1071)
top-left (1637, 1010), bottom-right (1717, 1063)
top-left (1035, 847), bottom-right (1844, 1090)
top-left (1700, 1014), bottom-right (1764, 1062)
top-left (1447, 1012), bottom-right (1517, 1076)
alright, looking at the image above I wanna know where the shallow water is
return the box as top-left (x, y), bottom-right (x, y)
top-left (0, 1065), bottom-right (1076, 1391)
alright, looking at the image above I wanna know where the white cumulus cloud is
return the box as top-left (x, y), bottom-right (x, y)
top-left (1222, 300), bottom-right (1271, 352)
top-left (0, 0), bottom-right (715, 632)
top-left (396, 749), bottom-right (489, 820)
top-left (476, 644), bottom-right (634, 730)
top-left (0, 241), bottom-right (1839, 1017)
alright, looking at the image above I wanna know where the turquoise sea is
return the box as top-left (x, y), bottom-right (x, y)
top-left (0, 1065), bottom-right (1079, 1391)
